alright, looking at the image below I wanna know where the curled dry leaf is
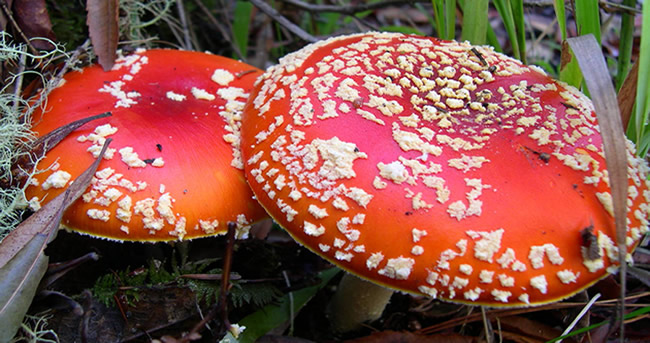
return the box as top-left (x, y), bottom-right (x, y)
top-left (6, 112), bottom-right (111, 189)
top-left (0, 139), bottom-right (111, 342)
top-left (618, 60), bottom-right (639, 131)
top-left (86, 0), bottom-right (119, 71)
top-left (13, 0), bottom-right (57, 50)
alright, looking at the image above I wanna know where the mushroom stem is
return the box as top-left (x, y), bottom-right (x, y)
top-left (327, 273), bottom-right (394, 332)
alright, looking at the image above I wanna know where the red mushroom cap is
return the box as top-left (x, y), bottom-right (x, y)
top-left (240, 32), bottom-right (650, 306)
top-left (26, 49), bottom-right (268, 241)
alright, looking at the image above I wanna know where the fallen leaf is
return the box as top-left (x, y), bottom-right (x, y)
top-left (617, 60), bottom-right (639, 131)
top-left (0, 227), bottom-right (51, 343)
top-left (7, 112), bottom-right (111, 189)
top-left (12, 0), bottom-right (56, 50)
top-left (86, 0), bottom-right (119, 71)
top-left (566, 34), bottom-right (628, 339)
top-left (0, 139), bottom-right (111, 342)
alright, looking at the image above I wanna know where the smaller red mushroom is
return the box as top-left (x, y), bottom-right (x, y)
top-left (26, 49), bottom-right (268, 241)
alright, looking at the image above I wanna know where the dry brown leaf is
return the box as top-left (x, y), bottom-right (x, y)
top-left (0, 138), bottom-right (112, 268)
top-left (0, 140), bottom-right (111, 341)
top-left (566, 34), bottom-right (628, 338)
top-left (6, 112), bottom-right (111, 189)
top-left (12, 0), bottom-right (56, 50)
top-left (86, 0), bottom-right (119, 71)
top-left (618, 60), bottom-right (639, 131)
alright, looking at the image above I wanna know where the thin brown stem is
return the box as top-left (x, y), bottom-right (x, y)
top-left (248, 0), bottom-right (317, 43)
top-left (192, 0), bottom-right (245, 60)
top-left (175, 0), bottom-right (193, 50)
top-left (0, 0), bottom-right (39, 56)
top-left (279, 0), bottom-right (426, 15)
top-left (180, 221), bottom-right (237, 342)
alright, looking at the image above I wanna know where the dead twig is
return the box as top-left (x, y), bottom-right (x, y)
top-left (175, 0), bottom-right (194, 50)
top-left (192, 0), bottom-right (245, 60)
top-left (279, 0), bottom-right (426, 15)
top-left (481, 306), bottom-right (494, 343)
top-left (180, 222), bottom-right (237, 342)
top-left (0, 0), bottom-right (39, 56)
top-left (248, 0), bottom-right (317, 43)
top-left (10, 52), bottom-right (27, 112)
top-left (278, 0), bottom-right (640, 15)
top-left (417, 292), bottom-right (650, 336)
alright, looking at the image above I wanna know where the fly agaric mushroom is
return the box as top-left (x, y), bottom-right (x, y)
top-left (25, 49), bottom-right (268, 241)
top-left (240, 32), bottom-right (650, 329)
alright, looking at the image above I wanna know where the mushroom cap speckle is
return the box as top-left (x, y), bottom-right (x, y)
top-left (240, 32), bottom-right (650, 306)
top-left (26, 49), bottom-right (268, 241)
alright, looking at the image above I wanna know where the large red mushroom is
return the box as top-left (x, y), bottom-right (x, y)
top-left (239, 32), bottom-right (650, 328)
top-left (26, 49), bottom-right (268, 241)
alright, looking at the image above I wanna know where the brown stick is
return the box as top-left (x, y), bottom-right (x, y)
top-left (180, 221), bottom-right (237, 342)
top-left (248, 0), bottom-right (317, 43)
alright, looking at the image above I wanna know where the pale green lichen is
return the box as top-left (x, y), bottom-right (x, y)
top-left (119, 0), bottom-right (175, 47)
top-left (0, 33), bottom-right (74, 241)
top-left (10, 312), bottom-right (59, 343)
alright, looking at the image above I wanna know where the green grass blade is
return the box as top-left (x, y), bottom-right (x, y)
top-left (552, 0), bottom-right (567, 40)
top-left (445, 0), bottom-right (456, 40)
top-left (232, 0), bottom-right (253, 59)
top-left (547, 306), bottom-right (650, 342)
top-left (555, 0), bottom-right (581, 88)
top-left (485, 21), bottom-right (503, 52)
top-left (432, 0), bottom-right (456, 40)
top-left (615, 0), bottom-right (636, 89)
top-left (432, 0), bottom-right (445, 38)
top-left (631, 1), bottom-right (650, 155)
top-left (381, 25), bottom-right (425, 35)
top-left (317, 12), bottom-right (341, 36)
top-left (235, 268), bottom-right (340, 343)
top-left (460, 0), bottom-right (487, 44)
top-left (415, 3), bottom-right (437, 30)
top-left (510, 0), bottom-right (526, 63)
top-left (575, 0), bottom-right (601, 43)
top-left (559, 41), bottom-right (583, 88)
top-left (493, 0), bottom-right (521, 60)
